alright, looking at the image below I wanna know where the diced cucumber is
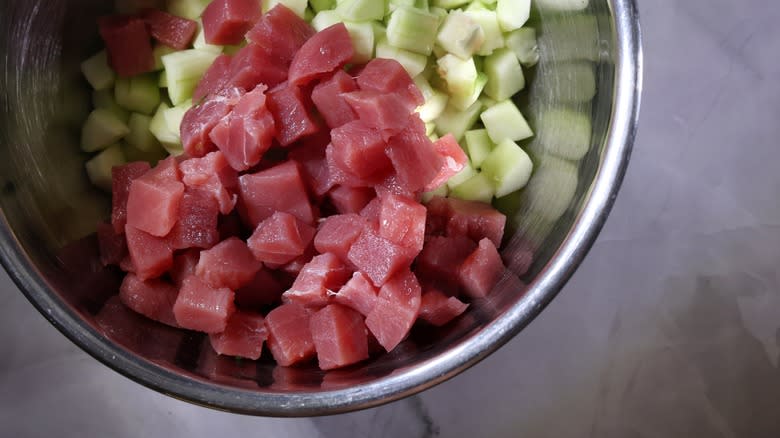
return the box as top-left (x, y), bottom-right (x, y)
top-left (149, 102), bottom-right (182, 153)
top-left (304, 6), bottom-right (315, 21)
top-left (431, 0), bottom-right (469, 8)
top-left (263, 0), bottom-right (308, 17)
top-left (310, 0), bottom-right (336, 12)
top-left (163, 100), bottom-right (193, 137)
top-left (535, 0), bottom-right (589, 11)
top-left (434, 99), bottom-right (482, 141)
top-left (166, 0), bottom-right (211, 19)
top-left (386, 6), bottom-right (441, 55)
top-left (414, 76), bottom-right (449, 122)
top-left (446, 161), bottom-right (476, 189)
top-left (312, 10), bottom-right (342, 31)
top-left (424, 122), bottom-right (436, 136)
top-left (92, 89), bottom-right (130, 123)
top-left (480, 138), bottom-right (533, 197)
top-left (429, 6), bottom-right (447, 17)
top-left (496, 0), bottom-right (530, 31)
top-left (223, 43), bottom-right (245, 56)
top-left (436, 10), bottom-right (484, 59)
top-left (153, 44), bottom-right (178, 71)
top-left (483, 47), bottom-right (525, 101)
top-left (159, 70), bottom-right (169, 88)
top-left (450, 172), bottom-right (494, 203)
top-left (478, 0), bottom-right (497, 5)
top-left (81, 108), bottom-right (131, 152)
top-left (122, 141), bottom-right (168, 165)
top-left (480, 100), bottom-right (533, 142)
top-left (421, 184), bottom-right (448, 203)
top-left (389, 0), bottom-right (415, 13)
top-left (536, 62), bottom-right (596, 102)
top-left (463, 128), bottom-right (494, 168)
top-left (462, 9), bottom-right (503, 56)
top-left (126, 113), bottom-right (162, 152)
top-left (335, 0), bottom-right (386, 21)
top-left (436, 54), bottom-right (478, 103)
top-left (372, 21), bottom-right (387, 41)
top-left (344, 21), bottom-right (375, 64)
top-left (80, 51), bottom-right (115, 91)
top-left (534, 108), bottom-right (592, 160)
top-left (85, 144), bottom-right (126, 192)
top-left (162, 49), bottom-right (220, 105)
top-left (375, 38), bottom-right (428, 77)
top-left (193, 20), bottom-right (223, 53)
top-left (505, 27), bottom-right (539, 67)
top-left (450, 71), bottom-right (485, 110)
top-left (114, 74), bottom-right (161, 115)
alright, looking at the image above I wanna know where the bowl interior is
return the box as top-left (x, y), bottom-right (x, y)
top-left (0, 0), bottom-right (639, 415)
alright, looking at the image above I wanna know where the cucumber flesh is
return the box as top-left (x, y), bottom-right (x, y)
top-left (463, 128), bottom-right (494, 168)
top-left (162, 49), bottom-right (220, 105)
top-left (344, 21), bottom-right (375, 64)
top-left (434, 99), bottom-right (482, 141)
top-left (81, 108), bottom-right (130, 152)
top-left (335, 0), bottom-right (386, 21)
top-left (449, 71), bottom-right (485, 111)
top-left (122, 142), bottom-right (168, 165)
top-left (126, 113), bottom-right (162, 152)
top-left (480, 138), bottom-right (533, 197)
top-left (483, 47), bottom-right (525, 101)
top-left (496, 0), bottom-right (530, 31)
top-left (414, 76), bottom-right (449, 122)
top-left (149, 102), bottom-right (183, 154)
top-left (446, 161), bottom-right (477, 189)
top-left (480, 100), bottom-right (533, 143)
top-left (535, 0), bottom-right (589, 11)
top-left (263, 0), bottom-right (308, 17)
top-left (505, 27), bottom-right (539, 67)
top-left (436, 54), bottom-right (478, 103)
top-left (386, 6), bottom-right (441, 55)
top-left (431, 0), bottom-right (469, 8)
top-left (92, 89), bottom-right (130, 123)
top-left (163, 100), bottom-right (193, 137)
top-left (311, 10), bottom-right (342, 31)
top-left (450, 172), bottom-right (494, 203)
top-left (153, 44), bottom-right (178, 71)
top-left (85, 144), bottom-right (126, 192)
top-left (436, 11), bottom-right (484, 59)
top-left (310, 0), bottom-right (336, 12)
top-left (462, 9), bottom-right (503, 56)
top-left (81, 50), bottom-right (115, 91)
top-left (166, 0), bottom-right (211, 20)
top-left (114, 74), bottom-right (161, 115)
top-left (193, 20), bottom-right (223, 53)
top-left (375, 38), bottom-right (429, 77)
top-left (421, 184), bottom-right (448, 203)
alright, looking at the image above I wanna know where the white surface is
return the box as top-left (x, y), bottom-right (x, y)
top-left (4, 0), bottom-right (780, 436)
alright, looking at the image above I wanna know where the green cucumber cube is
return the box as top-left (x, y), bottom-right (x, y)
top-left (126, 113), bottom-right (162, 151)
top-left (162, 49), bottom-right (220, 105)
top-left (534, 108), bottom-right (592, 160)
top-left (153, 44), bottom-right (178, 71)
top-left (436, 54), bottom-right (478, 102)
top-left (312, 10), bottom-right (342, 31)
top-left (159, 70), bottom-right (169, 88)
top-left (85, 144), bottom-right (126, 192)
top-left (386, 6), bottom-right (441, 55)
top-left (92, 89), bottom-right (130, 123)
top-left (163, 100), bottom-right (193, 138)
top-left (81, 51), bottom-right (115, 91)
top-left (505, 27), bottom-right (539, 67)
top-left (375, 38), bottom-right (428, 77)
top-left (480, 100), bottom-right (533, 142)
top-left (421, 184), bottom-right (448, 203)
top-left (263, 0), bottom-right (308, 17)
top-left (81, 108), bottom-right (131, 152)
top-left (481, 138), bottom-right (533, 197)
top-left (463, 9), bottom-right (503, 56)
top-left (483, 47), bottom-right (525, 101)
top-left (310, 0), bottom-right (336, 12)
top-left (450, 71), bottom-right (486, 110)
top-left (535, 0), bottom-right (589, 12)
top-left (496, 0), bottom-right (530, 31)
top-left (450, 172), bottom-right (494, 203)
top-left (344, 21), bottom-right (375, 64)
top-left (335, 0), bottom-right (386, 21)
top-left (149, 102), bottom-right (183, 153)
top-left (446, 161), bottom-right (477, 188)
top-left (122, 141), bottom-right (167, 165)
top-left (464, 128), bottom-right (494, 167)
top-left (166, 0), bottom-right (211, 19)
top-left (372, 21), bottom-right (387, 41)
top-left (431, 0), bottom-right (470, 8)
top-left (115, 74), bottom-right (161, 115)
top-left (193, 20), bottom-right (223, 53)
top-left (414, 76), bottom-right (449, 122)
top-left (389, 0), bottom-right (415, 13)
top-left (434, 99), bottom-right (483, 141)
top-left (436, 11), bottom-right (484, 59)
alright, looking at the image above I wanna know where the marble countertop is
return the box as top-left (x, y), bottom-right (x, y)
top-left (4, 0), bottom-right (780, 436)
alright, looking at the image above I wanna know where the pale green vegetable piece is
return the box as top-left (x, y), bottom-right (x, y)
top-left (85, 144), bottom-right (126, 192)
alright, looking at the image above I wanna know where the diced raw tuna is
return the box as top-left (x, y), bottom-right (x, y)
top-left (436, 196), bottom-right (507, 248)
top-left (125, 224), bottom-right (173, 281)
top-left (458, 238), bottom-right (505, 298)
top-left (180, 151), bottom-right (238, 215)
top-left (347, 228), bottom-right (417, 288)
top-left (248, 211), bottom-right (315, 265)
top-left (418, 288), bottom-right (469, 326)
top-left (266, 82), bottom-right (320, 146)
top-left (325, 143), bottom-right (385, 189)
top-left (245, 4), bottom-right (315, 65)
top-left (201, 0), bottom-right (262, 45)
top-left (209, 311), bottom-right (267, 360)
top-left (359, 197), bottom-right (383, 226)
top-left (194, 54), bottom-right (232, 101)
top-left (112, 162), bottom-right (151, 233)
top-left (311, 70), bottom-right (358, 129)
top-left (375, 174), bottom-right (418, 200)
top-left (288, 23), bottom-right (354, 86)
top-left (209, 84), bottom-right (276, 172)
top-left (168, 188), bottom-right (220, 250)
top-left (310, 304), bottom-right (368, 370)
top-left (141, 8), bottom-right (197, 50)
top-left (120, 254), bottom-right (136, 273)
top-left (170, 249), bottom-right (200, 287)
top-left (364, 268), bottom-right (421, 352)
top-left (329, 186), bottom-right (374, 214)
top-left (173, 274), bottom-right (236, 333)
top-left (126, 156), bottom-right (185, 237)
top-left (238, 161), bottom-right (314, 227)
top-left (333, 271), bottom-right (378, 316)
top-left (425, 134), bottom-right (468, 192)
top-left (277, 245), bottom-right (317, 277)
top-left (282, 253), bottom-right (351, 308)
top-left (385, 116), bottom-right (442, 194)
top-left (181, 87), bottom-right (244, 157)
top-left (196, 237), bottom-right (262, 290)
top-left (119, 273), bottom-right (180, 327)
top-left (415, 235), bottom-right (477, 294)
top-left (356, 58), bottom-right (424, 110)
top-left (264, 303), bottom-right (316, 366)
top-left (287, 135), bottom-right (334, 197)
top-left (98, 15), bottom-right (154, 77)
top-left (330, 120), bottom-right (392, 179)
top-left (235, 267), bottom-right (285, 308)
top-left (313, 214), bottom-right (366, 263)
top-left (378, 193), bottom-right (426, 252)
top-left (97, 221), bottom-right (127, 266)
top-left (228, 43), bottom-right (288, 91)
top-left (342, 91), bottom-right (413, 141)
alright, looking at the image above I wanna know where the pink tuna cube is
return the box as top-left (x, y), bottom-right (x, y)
top-left (194, 53), bottom-right (232, 101)
top-left (418, 288), bottom-right (469, 327)
top-left (281, 253), bottom-right (351, 308)
top-left (347, 228), bottom-right (417, 288)
top-left (181, 87), bottom-right (244, 158)
top-left (313, 214), bottom-right (367, 263)
top-left (288, 137), bottom-right (335, 197)
top-left (173, 274), bottom-right (236, 333)
top-left (330, 119), bottom-right (392, 180)
top-left (111, 161), bottom-right (151, 234)
top-left (238, 161), bottom-right (314, 227)
top-left (141, 8), bottom-right (198, 50)
top-left (196, 237), bottom-right (262, 290)
top-left (180, 151), bottom-right (238, 215)
top-left (264, 303), bottom-right (316, 366)
top-left (310, 304), bottom-right (369, 370)
top-left (227, 43), bottom-right (288, 91)
top-left (201, 0), bottom-right (261, 45)
top-left (168, 188), bottom-right (220, 250)
top-left (333, 271), bottom-right (378, 316)
top-left (385, 116), bottom-right (442, 194)
top-left (328, 186), bottom-right (375, 215)
top-left (425, 134), bottom-right (469, 192)
top-left (119, 273), bottom-right (179, 327)
top-left (98, 15), bottom-right (155, 77)
top-left (247, 211), bottom-right (316, 265)
top-left (266, 81), bottom-right (320, 146)
top-left (365, 268), bottom-right (421, 352)
top-left (458, 238), bottom-right (505, 298)
top-left (245, 4), bottom-right (315, 65)
top-left (125, 224), bottom-right (173, 281)
top-left (342, 91), bottom-right (413, 141)
top-left (288, 23), bottom-right (354, 87)
top-left (356, 58), bottom-right (424, 110)
top-left (378, 193), bottom-right (426, 253)
top-left (415, 235), bottom-right (477, 294)
top-left (97, 221), bottom-right (127, 266)
top-left (311, 70), bottom-right (358, 129)
top-left (170, 249), bottom-right (200, 287)
top-left (209, 311), bottom-right (267, 360)
top-left (235, 268), bottom-right (285, 309)
top-left (126, 157), bottom-right (184, 237)
top-left (445, 198), bottom-right (507, 248)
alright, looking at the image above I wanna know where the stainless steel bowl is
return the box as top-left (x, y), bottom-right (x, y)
top-left (0, 0), bottom-right (641, 416)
